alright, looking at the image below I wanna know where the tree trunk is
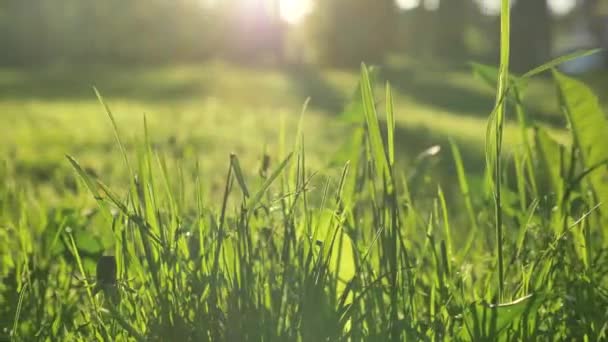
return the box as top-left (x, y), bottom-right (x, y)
top-left (511, 0), bottom-right (553, 72)
top-left (435, 0), bottom-right (470, 60)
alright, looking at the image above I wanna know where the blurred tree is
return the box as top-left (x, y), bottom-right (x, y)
top-left (511, 0), bottom-right (552, 72)
top-left (434, 0), bottom-right (472, 60)
top-left (0, 0), bottom-right (217, 66)
top-left (585, 0), bottom-right (608, 63)
top-left (0, 0), bottom-right (52, 65)
top-left (307, 0), bottom-right (398, 67)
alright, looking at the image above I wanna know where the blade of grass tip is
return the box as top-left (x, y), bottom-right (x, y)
top-left (248, 152), bottom-right (293, 216)
top-left (438, 185), bottom-right (452, 272)
top-left (335, 161), bottom-right (351, 204)
top-left (230, 153), bottom-right (250, 198)
top-left (296, 135), bottom-right (310, 228)
top-left (449, 139), bottom-right (479, 259)
top-left (136, 142), bottom-right (163, 247)
top-left (142, 115), bottom-right (160, 212)
top-left (360, 63), bottom-right (389, 179)
top-left (156, 153), bottom-right (178, 215)
top-left (290, 97), bottom-right (310, 192)
top-left (521, 49), bottom-right (602, 79)
top-left (386, 82), bottom-right (396, 168)
top-left (156, 152), bottom-right (181, 248)
top-left (95, 87), bottom-right (143, 216)
top-left (66, 155), bottom-right (113, 223)
top-left (279, 112), bottom-right (290, 196)
top-left (93, 87), bottom-right (133, 178)
top-left (296, 97), bottom-right (310, 152)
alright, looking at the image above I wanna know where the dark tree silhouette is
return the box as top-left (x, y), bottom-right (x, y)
top-left (435, 0), bottom-right (472, 60)
top-left (307, 0), bottom-right (398, 67)
top-left (511, 0), bottom-right (553, 72)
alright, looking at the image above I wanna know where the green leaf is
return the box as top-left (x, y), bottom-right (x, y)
top-left (471, 63), bottom-right (522, 91)
top-left (522, 49), bottom-right (602, 79)
top-left (471, 50), bottom-right (600, 90)
top-left (534, 128), bottom-right (568, 199)
top-left (554, 70), bottom-right (608, 222)
top-left (465, 293), bottom-right (545, 340)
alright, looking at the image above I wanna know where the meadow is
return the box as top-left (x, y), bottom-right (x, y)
top-left (2, 59), bottom-right (600, 195)
top-left (2, 8), bottom-right (608, 340)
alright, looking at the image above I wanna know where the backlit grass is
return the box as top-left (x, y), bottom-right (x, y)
top-left (2, 7), bottom-right (608, 338)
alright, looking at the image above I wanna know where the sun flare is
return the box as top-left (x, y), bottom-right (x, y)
top-left (279, 0), bottom-right (312, 24)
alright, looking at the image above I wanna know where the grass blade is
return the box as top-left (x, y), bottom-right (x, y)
top-left (248, 152), bottom-right (293, 214)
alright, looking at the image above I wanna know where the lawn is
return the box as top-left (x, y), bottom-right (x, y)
top-left (0, 59), bottom-right (592, 198)
top-left (2, 56), bottom-right (608, 340)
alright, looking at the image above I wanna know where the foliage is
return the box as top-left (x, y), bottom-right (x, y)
top-left (1, 56), bottom-right (608, 341)
top-left (2, 1), bottom-right (608, 340)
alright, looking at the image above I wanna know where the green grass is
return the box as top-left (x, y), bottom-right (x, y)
top-left (2, 58), bottom-right (596, 201)
top-left (2, 16), bottom-right (608, 339)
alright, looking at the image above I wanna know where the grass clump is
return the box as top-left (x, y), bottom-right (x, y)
top-left (2, 4), bottom-right (608, 341)
top-left (2, 61), bottom-right (608, 341)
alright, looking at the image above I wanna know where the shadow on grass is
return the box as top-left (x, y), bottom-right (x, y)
top-left (0, 65), bottom-right (208, 102)
top-left (381, 64), bottom-right (567, 129)
top-left (283, 64), bottom-right (345, 113)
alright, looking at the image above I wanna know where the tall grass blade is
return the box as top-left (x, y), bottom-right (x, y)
top-left (360, 63), bottom-right (389, 178)
top-left (449, 139), bottom-right (479, 259)
top-left (489, 0), bottom-right (511, 301)
top-left (230, 153), bottom-right (250, 198)
top-left (248, 152), bottom-right (293, 214)
top-left (93, 87), bottom-right (133, 178)
top-left (385, 82), bottom-right (396, 167)
top-left (522, 49), bottom-right (602, 79)
top-left (66, 155), bottom-right (113, 223)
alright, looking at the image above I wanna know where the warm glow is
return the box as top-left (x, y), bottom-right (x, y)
top-left (396, 0), bottom-right (420, 11)
top-left (280, 0), bottom-right (313, 24)
top-left (548, 0), bottom-right (577, 15)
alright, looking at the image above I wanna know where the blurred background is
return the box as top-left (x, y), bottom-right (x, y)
top-left (1, 0), bottom-right (607, 69)
top-left (1, 0), bottom-right (608, 199)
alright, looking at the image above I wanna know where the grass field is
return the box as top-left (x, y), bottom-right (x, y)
top-left (3, 58), bottom-right (601, 195)
top-left (2, 41), bottom-right (608, 340)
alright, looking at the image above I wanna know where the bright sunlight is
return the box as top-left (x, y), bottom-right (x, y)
top-left (279, 0), bottom-right (313, 24)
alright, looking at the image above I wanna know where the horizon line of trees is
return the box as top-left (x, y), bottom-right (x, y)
top-left (0, 0), bottom-right (606, 71)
